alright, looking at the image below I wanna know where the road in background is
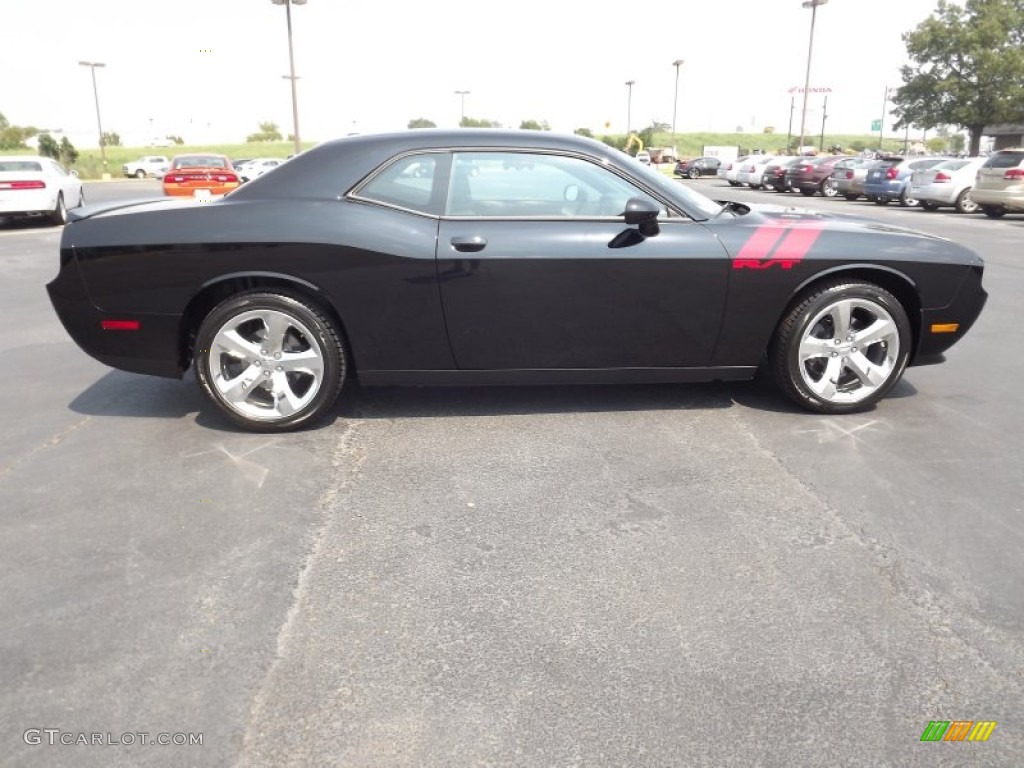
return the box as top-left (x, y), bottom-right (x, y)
top-left (2, 180), bottom-right (1020, 766)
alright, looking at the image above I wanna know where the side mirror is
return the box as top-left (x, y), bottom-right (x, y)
top-left (622, 196), bottom-right (661, 237)
top-left (69, 169), bottom-right (79, 177)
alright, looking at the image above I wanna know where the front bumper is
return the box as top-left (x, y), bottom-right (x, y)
top-left (912, 265), bottom-right (987, 363)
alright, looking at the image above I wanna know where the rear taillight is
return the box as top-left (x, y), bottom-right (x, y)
top-left (886, 167), bottom-right (899, 180)
top-left (797, 165), bottom-right (812, 173)
top-left (166, 174), bottom-right (186, 183)
top-left (1004, 168), bottom-right (1024, 180)
top-left (213, 173), bottom-right (238, 183)
top-left (933, 172), bottom-right (951, 182)
top-left (844, 170), bottom-right (854, 179)
top-left (0, 180), bottom-right (46, 190)
top-left (727, 163), bottom-right (733, 170)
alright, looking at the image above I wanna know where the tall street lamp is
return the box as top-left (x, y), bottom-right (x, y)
top-left (625, 80), bottom-right (635, 135)
top-left (271, 0), bottom-right (306, 156)
top-left (797, 0), bottom-right (827, 154)
top-left (671, 60), bottom-right (684, 151)
top-left (454, 90), bottom-right (470, 126)
top-left (878, 85), bottom-right (896, 150)
top-left (78, 61), bottom-right (107, 173)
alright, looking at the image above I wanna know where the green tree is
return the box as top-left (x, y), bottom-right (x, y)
top-left (407, 117), bottom-right (436, 129)
top-left (574, 127), bottom-right (594, 138)
top-left (59, 137), bottom-right (79, 166)
top-left (37, 133), bottom-right (60, 159)
top-left (926, 136), bottom-right (948, 153)
top-left (0, 112), bottom-right (37, 150)
top-left (893, 0), bottom-right (1024, 156)
top-left (460, 117), bottom-right (502, 128)
top-left (519, 119), bottom-right (550, 130)
top-left (246, 121), bottom-right (283, 142)
top-left (167, 135), bottom-right (185, 145)
top-left (100, 130), bottom-right (121, 147)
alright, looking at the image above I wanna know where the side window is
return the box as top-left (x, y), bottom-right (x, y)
top-left (357, 154), bottom-right (439, 214)
top-left (445, 151), bottom-right (666, 218)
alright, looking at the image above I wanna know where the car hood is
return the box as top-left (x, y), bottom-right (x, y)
top-left (731, 202), bottom-right (953, 242)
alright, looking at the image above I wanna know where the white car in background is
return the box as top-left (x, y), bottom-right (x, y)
top-left (720, 155), bottom-right (751, 186)
top-left (239, 157), bottom-right (285, 182)
top-left (911, 157), bottom-right (986, 214)
top-left (0, 155), bottom-right (84, 225)
top-left (736, 155), bottom-right (779, 189)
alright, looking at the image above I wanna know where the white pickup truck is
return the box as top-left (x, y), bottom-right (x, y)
top-left (122, 156), bottom-right (170, 179)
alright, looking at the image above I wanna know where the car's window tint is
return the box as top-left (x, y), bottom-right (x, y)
top-left (984, 151), bottom-right (1024, 169)
top-left (358, 154), bottom-right (438, 213)
top-left (0, 161), bottom-right (43, 172)
top-left (934, 159), bottom-right (970, 172)
top-left (446, 152), bottom-right (666, 219)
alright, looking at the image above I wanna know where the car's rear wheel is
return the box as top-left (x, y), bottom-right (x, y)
top-left (920, 201), bottom-right (939, 211)
top-left (821, 180), bottom-right (838, 198)
top-left (981, 206), bottom-right (1007, 218)
top-left (800, 187), bottom-right (816, 197)
top-left (899, 188), bottom-right (920, 208)
top-left (770, 280), bottom-right (910, 414)
top-left (194, 291), bottom-right (346, 431)
top-left (688, 167), bottom-right (700, 179)
top-left (135, 169), bottom-right (146, 179)
top-left (49, 193), bottom-right (67, 226)
top-left (728, 181), bottom-right (739, 187)
top-left (954, 188), bottom-right (978, 214)
top-left (874, 198), bottom-right (890, 205)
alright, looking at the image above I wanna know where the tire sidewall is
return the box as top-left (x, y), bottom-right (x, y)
top-left (194, 292), bottom-right (344, 431)
top-left (778, 283), bottom-right (911, 413)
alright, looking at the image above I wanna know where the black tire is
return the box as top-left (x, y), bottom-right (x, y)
top-left (135, 169), bottom-right (146, 179)
top-left (920, 201), bottom-right (940, 211)
top-left (194, 291), bottom-right (346, 432)
top-left (981, 206), bottom-right (1006, 218)
top-left (728, 181), bottom-right (739, 187)
top-left (800, 188), bottom-right (816, 197)
top-left (769, 280), bottom-right (911, 414)
top-left (49, 193), bottom-right (67, 226)
top-left (899, 188), bottom-right (919, 208)
top-left (687, 167), bottom-right (700, 179)
top-left (821, 180), bottom-right (838, 198)
top-left (954, 188), bottom-right (977, 214)
top-left (874, 198), bottom-right (890, 206)
top-left (844, 193), bottom-right (859, 201)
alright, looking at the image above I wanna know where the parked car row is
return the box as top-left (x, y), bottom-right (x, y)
top-left (704, 148), bottom-right (1024, 218)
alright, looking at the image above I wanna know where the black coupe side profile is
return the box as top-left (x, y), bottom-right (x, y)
top-left (47, 130), bottom-right (987, 431)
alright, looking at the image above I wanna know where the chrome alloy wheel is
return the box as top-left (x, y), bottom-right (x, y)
top-left (209, 309), bottom-right (325, 421)
top-left (797, 298), bottom-right (901, 405)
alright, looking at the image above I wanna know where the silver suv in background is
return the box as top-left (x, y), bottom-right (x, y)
top-left (972, 148), bottom-right (1024, 218)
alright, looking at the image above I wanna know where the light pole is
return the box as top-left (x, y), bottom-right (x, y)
top-left (625, 80), bottom-right (635, 135)
top-left (819, 95), bottom-right (828, 151)
top-left (671, 60), bottom-right (684, 152)
top-left (797, 0), bottom-right (827, 154)
top-left (878, 85), bottom-right (895, 150)
top-left (454, 90), bottom-right (470, 126)
top-left (271, 0), bottom-right (306, 156)
top-left (786, 96), bottom-right (795, 152)
top-left (78, 61), bottom-right (107, 173)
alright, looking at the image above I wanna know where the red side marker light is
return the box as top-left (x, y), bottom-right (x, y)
top-left (101, 319), bottom-right (140, 331)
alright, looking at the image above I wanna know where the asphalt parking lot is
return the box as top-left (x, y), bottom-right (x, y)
top-left (2, 178), bottom-right (1021, 766)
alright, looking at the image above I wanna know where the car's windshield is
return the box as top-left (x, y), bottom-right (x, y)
top-left (628, 159), bottom-right (724, 219)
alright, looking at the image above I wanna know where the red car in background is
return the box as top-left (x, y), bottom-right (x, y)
top-left (162, 154), bottom-right (240, 199)
top-left (784, 155), bottom-right (855, 197)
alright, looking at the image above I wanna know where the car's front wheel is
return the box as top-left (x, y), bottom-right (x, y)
top-left (770, 280), bottom-right (911, 414)
top-left (688, 167), bottom-right (700, 179)
top-left (954, 188), bottom-right (977, 214)
top-left (194, 291), bottom-right (346, 431)
top-left (844, 193), bottom-right (859, 201)
top-left (135, 169), bottom-right (147, 179)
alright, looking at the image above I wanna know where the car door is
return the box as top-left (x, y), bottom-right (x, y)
top-left (436, 150), bottom-right (729, 370)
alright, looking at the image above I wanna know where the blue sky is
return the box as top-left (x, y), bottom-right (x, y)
top-left (3, 0), bottom-right (943, 147)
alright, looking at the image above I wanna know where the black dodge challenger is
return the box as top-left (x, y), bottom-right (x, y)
top-left (47, 130), bottom-right (987, 431)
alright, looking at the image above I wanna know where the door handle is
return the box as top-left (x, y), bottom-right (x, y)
top-left (450, 236), bottom-right (487, 253)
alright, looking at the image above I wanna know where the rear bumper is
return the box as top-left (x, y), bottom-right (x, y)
top-left (912, 265), bottom-right (987, 363)
top-left (970, 188), bottom-right (1024, 211)
top-left (863, 180), bottom-right (904, 199)
top-left (0, 190), bottom-right (57, 215)
top-left (915, 184), bottom-right (958, 204)
top-left (47, 255), bottom-right (185, 378)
